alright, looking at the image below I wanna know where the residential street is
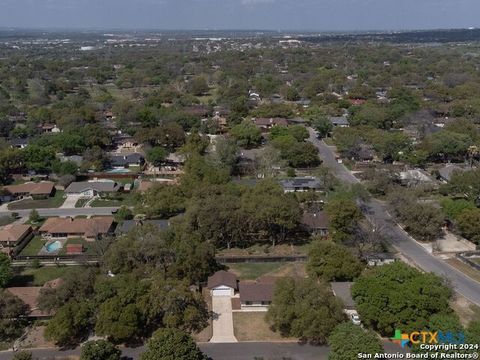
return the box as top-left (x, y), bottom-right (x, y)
top-left (307, 128), bottom-right (480, 306)
top-left (0, 207), bottom-right (119, 218)
top-left (0, 341), bottom-right (405, 360)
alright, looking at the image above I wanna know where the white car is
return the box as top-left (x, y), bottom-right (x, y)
top-left (350, 312), bottom-right (361, 325)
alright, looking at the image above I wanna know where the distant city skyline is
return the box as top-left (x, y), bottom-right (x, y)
top-left (0, 0), bottom-right (478, 31)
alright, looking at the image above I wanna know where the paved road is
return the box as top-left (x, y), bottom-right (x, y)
top-left (0, 341), bottom-right (405, 360)
top-left (307, 128), bottom-right (480, 306)
top-left (0, 207), bottom-right (119, 218)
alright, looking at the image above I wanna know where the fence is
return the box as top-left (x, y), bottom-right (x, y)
top-left (216, 255), bottom-right (307, 264)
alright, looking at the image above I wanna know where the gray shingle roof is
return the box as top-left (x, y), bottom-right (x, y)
top-left (115, 219), bottom-right (170, 234)
top-left (65, 181), bottom-right (120, 194)
top-left (329, 116), bottom-right (350, 126)
top-left (279, 177), bottom-right (322, 191)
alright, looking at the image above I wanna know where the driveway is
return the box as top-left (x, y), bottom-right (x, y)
top-left (59, 195), bottom-right (78, 209)
top-left (307, 127), bottom-right (480, 306)
top-left (210, 296), bottom-right (238, 343)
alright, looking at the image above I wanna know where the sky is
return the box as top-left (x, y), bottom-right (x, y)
top-left (0, 0), bottom-right (479, 31)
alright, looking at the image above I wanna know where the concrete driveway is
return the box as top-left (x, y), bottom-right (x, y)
top-left (59, 195), bottom-right (78, 209)
top-left (210, 296), bottom-right (238, 343)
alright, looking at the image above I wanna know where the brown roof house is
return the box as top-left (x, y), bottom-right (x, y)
top-left (39, 216), bottom-right (115, 241)
top-left (3, 182), bottom-right (55, 200)
top-left (0, 224), bottom-right (33, 249)
top-left (253, 117), bottom-right (289, 132)
top-left (239, 277), bottom-right (276, 310)
top-left (207, 270), bottom-right (238, 297)
top-left (6, 278), bottom-right (63, 319)
top-left (301, 211), bottom-right (330, 236)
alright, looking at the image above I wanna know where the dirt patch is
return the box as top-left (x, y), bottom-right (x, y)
top-left (18, 325), bottom-right (55, 349)
top-left (450, 294), bottom-right (480, 326)
top-left (233, 312), bottom-right (296, 342)
top-left (193, 288), bottom-right (213, 343)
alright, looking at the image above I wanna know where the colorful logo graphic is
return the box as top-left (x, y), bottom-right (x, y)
top-left (390, 329), bottom-right (465, 348)
top-left (391, 329), bottom-right (410, 348)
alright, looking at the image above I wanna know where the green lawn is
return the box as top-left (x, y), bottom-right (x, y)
top-left (227, 262), bottom-right (284, 280)
top-left (91, 192), bottom-right (137, 207)
top-left (75, 198), bottom-right (89, 208)
top-left (8, 266), bottom-right (79, 287)
top-left (8, 190), bottom-right (65, 210)
top-left (19, 236), bottom-right (45, 256)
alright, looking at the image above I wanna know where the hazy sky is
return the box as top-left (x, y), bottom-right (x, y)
top-left (0, 0), bottom-right (478, 31)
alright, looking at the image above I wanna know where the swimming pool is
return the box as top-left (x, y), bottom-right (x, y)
top-left (106, 168), bottom-right (131, 174)
top-left (45, 241), bottom-right (62, 253)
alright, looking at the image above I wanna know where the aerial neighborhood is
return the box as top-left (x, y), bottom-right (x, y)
top-left (0, 26), bottom-right (479, 360)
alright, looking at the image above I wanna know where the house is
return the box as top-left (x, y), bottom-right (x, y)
top-left (207, 270), bottom-right (238, 297)
top-left (113, 135), bottom-right (142, 153)
top-left (329, 116), bottom-right (350, 128)
top-left (57, 154), bottom-right (83, 166)
top-left (109, 153), bottom-right (144, 168)
top-left (239, 279), bottom-right (274, 309)
top-left (40, 123), bottom-right (61, 133)
top-left (10, 138), bottom-right (30, 149)
top-left (253, 118), bottom-right (289, 131)
top-left (363, 253), bottom-right (396, 267)
top-left (300, 211), bottom-right (329, 236)
top-left (115, 219), bottom-right (170, 235)
top-left (39, 216), bottom-right (115, 241)
top-left (348, 98), bottom-right (366, 106)
top-left (280, 177), bottom-right (323, 193)
top-left (331, 282), bottom-right (355, 310)
top-left (398, 169), bottom-right (434, 186)
top-left (185, 104), bottom-right (211, 117)
top-left (65, 181), bottom-right (121, 197)
top-left (3, 182), bottom-right (55, 200)
top-left (6, 278), bottom-right (63, 319)
top-left (0, 224), bottom-right (33, 249)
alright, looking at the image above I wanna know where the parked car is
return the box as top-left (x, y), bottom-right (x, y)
top-left (350, 312), bottom-right (361, 325)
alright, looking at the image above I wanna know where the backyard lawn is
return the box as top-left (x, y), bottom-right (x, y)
top-left (8, 190), bottom-right (65, 210)
top-left (227, 262), bottom-right (285, 280)
top-left (8, 266), bottom-right (79, 286)
top-left (19, 236), bottom-right (45, 256)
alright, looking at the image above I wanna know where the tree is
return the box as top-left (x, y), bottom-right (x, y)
top-left (230, 120), bottom-right (262, 148)
top-left (328, 322), bottom-right (383, 360)
top-left (325, 197), bottom-right (363, 243)
top-left (146, 147), bottom-right (168, 167)
top-left (80, 340), bottom-right (121, 360)
top-left (456, 208), bottom-right (480, 244)
top-left (0, 253), bottom-right (11, 288)
top-left (266, 278), bottom-right (345, 344)
top-left (44, 300), bottom-right (94, 346)
top-left (187, 76), bottom-right (209, 96)
top-left (114, 206), bottom-right (133, 222)
top-left (135, 184), bottom-right (185, 218)
top-left (29, 209), bottom-right (41, 224)
top-left (210, 137), bottom-right (239, 174)
top-left (312, 115), bottom-right (333, 138)
top-left (352, 262), bottom-right (452, 336)
top-left (140, 328), bottom-right (207, 360)
top-left (0, 290), bottom-right (28, 342)
top-left (307, 241), bottom-right (363, 282)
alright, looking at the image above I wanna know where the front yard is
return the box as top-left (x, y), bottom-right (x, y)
top-left (7, 191), bottom-right (66, 210)
top-left (90, 192), bottom-right (137, 207)
top-left (233, 312), bottom-right (295, 342)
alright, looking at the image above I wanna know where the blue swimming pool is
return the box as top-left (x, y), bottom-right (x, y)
top-left (106, 168), bottom-right (131, 174)
top-left (45, 241), bottom-right (62, 253)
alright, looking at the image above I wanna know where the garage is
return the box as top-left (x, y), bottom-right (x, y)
top-left (212, 286), bottom-right (234, 297)
top-left (207, 270), bottom-right (239, 297)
